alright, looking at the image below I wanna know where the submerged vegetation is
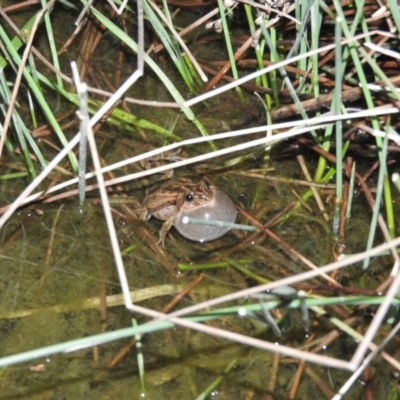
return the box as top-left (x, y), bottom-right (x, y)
top-left (1, 0), bottom-right (400, 398)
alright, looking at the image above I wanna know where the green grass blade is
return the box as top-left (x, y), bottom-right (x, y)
top-left (142, 0), bottom-right (195, 91)
top-left (37, 71), bottom-right (179, 138)
top-left (88, 5), bottom-right (216, 148)
top-left (0, 23), bottom-right (78, 171)
top-left (362, 132), bottom-right (389, 269)
top-left (388, 0), bottom-right (400, 32)
top-left (217, 0), bottom-right (243, 99)
top-left (40, 0), bottom-right (63, 88)
top-left (0, 69), bottom-right (46, 171)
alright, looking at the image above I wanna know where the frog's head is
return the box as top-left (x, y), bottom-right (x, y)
top-left (176, 180), bottom-right (214, 211)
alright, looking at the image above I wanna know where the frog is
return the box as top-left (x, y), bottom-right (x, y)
top-left (140, 178), bottom-right (237, 245)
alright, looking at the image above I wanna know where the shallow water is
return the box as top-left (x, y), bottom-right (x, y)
top-left (1, 1), bottom-right (399, 399)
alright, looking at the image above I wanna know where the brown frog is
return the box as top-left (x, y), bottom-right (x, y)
top-left (140, 178), bottom-right (237, 245)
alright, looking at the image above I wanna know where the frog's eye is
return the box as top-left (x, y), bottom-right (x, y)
top-left (185, 193), bottom-right (194, 202)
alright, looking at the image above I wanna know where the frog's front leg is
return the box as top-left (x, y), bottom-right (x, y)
top-left (139, 208), bottom-right (173, 246)
top-left (157, 216), bottom-right (175, 246)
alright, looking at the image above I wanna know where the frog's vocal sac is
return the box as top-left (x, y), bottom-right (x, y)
top-left (140, 178), bottom-right (237, 244)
